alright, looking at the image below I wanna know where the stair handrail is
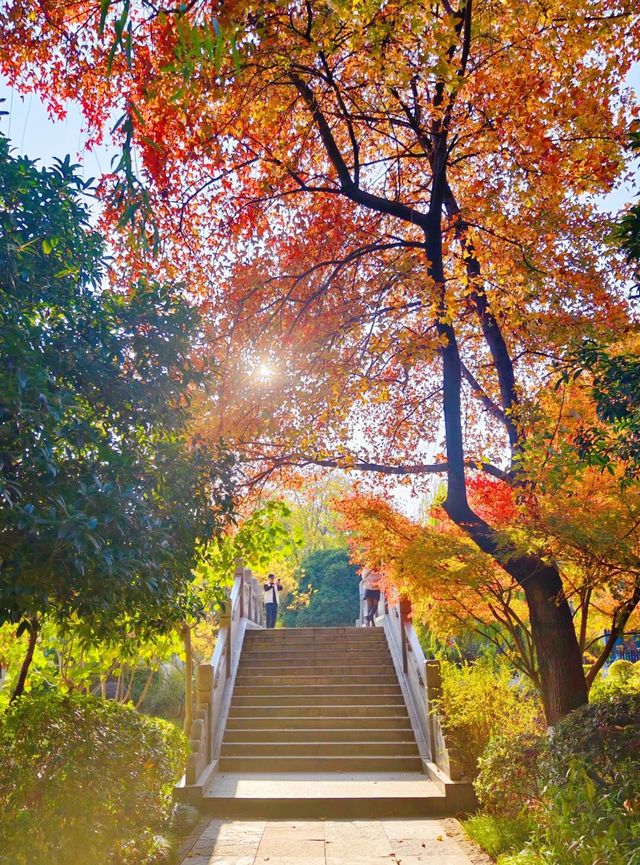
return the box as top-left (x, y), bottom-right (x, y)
top-left (376, 588), bottom-right (468, 784)
top-left (376, 589), bottom-right (433, 767)
top-left (185, 559), bottom-right (264, 786)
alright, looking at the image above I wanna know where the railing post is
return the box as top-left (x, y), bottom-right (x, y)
top-left (425, 658), bottom-right (442, 748)
top-left (251, 576), bottom-right (259, 624)
top-left (221, 596), bottom-right (232, 679)
top-left (186, 661), bottom-right (214, 783)
top-left (197, 663), bottom-right (214, 762)
top-left (244, 567), bottom-right (252, 621)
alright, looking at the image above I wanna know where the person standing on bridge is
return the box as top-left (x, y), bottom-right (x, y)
top-left (361, 569), bottom-right (381, 627)
top-left (264, 573), bottom-right (283, 629)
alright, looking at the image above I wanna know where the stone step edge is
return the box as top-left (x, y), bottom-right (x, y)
top-left (221, 739), bottom-right (418, 745)
top-left (228, 706), bottom-right (409, 712)
top-left (218, 758), bottom-right (424, 771)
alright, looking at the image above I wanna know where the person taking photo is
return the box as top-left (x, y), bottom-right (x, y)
top-left (263, 573), bottom-right (283, 629)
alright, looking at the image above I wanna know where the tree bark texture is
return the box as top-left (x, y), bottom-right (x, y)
top-left (512, 557), bottom-right (589, 724)
top-left (10, 617), bottom-right (38, 702)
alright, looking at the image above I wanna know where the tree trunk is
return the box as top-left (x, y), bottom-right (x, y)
top-left (10, 617), bottom-right (39, 702)
top-left (512, 557), bottom-right (588, 724)
top-left (135, 668), bottom-right (156, 710)
top-left (444, 499), bottom-right (588, 724)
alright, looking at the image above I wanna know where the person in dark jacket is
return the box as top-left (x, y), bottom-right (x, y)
top-left (362, 570), bottom-right (381, 626)
top-left (264, 573), bottom-right (283, 628)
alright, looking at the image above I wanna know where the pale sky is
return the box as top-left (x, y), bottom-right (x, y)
top-left (0, 81), bottom-right (115, 178)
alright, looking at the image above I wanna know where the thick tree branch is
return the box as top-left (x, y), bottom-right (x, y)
top-left (586, 582), bottom-right (640, 686)
top-left (288, 71), bottom-right (431, 230)
top-left (307, 456), bottom-right (509, 480)
top-left (443, 182), bottom-right (520, 456)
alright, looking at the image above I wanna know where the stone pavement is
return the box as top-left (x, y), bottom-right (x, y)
top-left (180, 817), bottom-right (486, 865)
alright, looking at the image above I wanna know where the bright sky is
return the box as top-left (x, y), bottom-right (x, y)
top-left (0, 81), bottom-right (116, 178)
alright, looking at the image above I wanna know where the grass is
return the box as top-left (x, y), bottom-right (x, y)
top-left (462, 813), bottom-right (532, 859)
top-left (496, 852), bottom-right (544, 865)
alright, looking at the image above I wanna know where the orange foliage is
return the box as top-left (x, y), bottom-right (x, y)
top-left (0, 2), bottom-right (636, 491)
top-left (466, 476), bottom-right (518, 528)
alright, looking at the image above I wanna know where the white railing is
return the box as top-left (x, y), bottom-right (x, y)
top-left (374, 590), bottom-right (432, 766)
top-left (366, 587), bottom-right (467, 783)
top-left (185, 560), bottom-right (264, 785)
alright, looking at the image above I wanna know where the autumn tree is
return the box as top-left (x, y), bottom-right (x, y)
top-left (2, 1), bottom-right (639, 722)
top-left (338, 463), bottom-right (640, 693)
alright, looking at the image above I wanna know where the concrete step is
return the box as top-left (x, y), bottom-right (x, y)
top-left (225, 714), bottom-right (412, 730)
top-left (220, 741), bottom-right (419, 758)
top-left (234, 674), bottom-right (398, 687)
top-left (201, 772), bottom-right (446, 819)
top-left (241, 647), bottom-right (389, 660)
top-left (244, 627), bottom-right (385, 638)
top-left (230, 693), bottom-right (405, 707)
top-left (228, 703), bottom-right (409, 718)
top-left (244, 633), bottom-right (385, 645)
top-left (240, 652), bottom-right (392, 665)
top-left (244, 634), bottom-right (386, 643)
top-left (223, 727), bottom-right (414, 743)
top-left (218, 754), bottom-right (424, 772)
top-left (233, 679), bottom-right (402, 703)
top-left (238, 663), bottom-right (396, 677)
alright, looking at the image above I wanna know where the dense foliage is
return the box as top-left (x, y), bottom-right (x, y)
top-left (475, 733), bottom-right (548, 818)
top-left (436, 660), bottom-right (542, 779)
top-left (0, 133), bottom-right (235, 644)
top-left (535, 694), bottom-right (640, 865)
top-left (469, 682), bottom-right (640, 865)
top-left (0, 692), bottom-right (186, 865)
top-left (282, 547), bottom-right (360, 628)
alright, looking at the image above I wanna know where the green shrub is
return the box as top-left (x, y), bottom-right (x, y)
top-left (0, 691), bottom-right (187, 865)
top-left (475, 732), bottom-right (547, 815)
top-left (590, 660), bottom-right (640, 703)
top-left (534, 758), bottom-right (640, 865)
top-left (437, 659), bottom-right (543, 778)
top-left (546, 692), bottom-right (639, 782)
top-left (533, 694), bottom-right (640, 865)
top-left (463, 813), bottom-right (532, 858)
top-left (590, 673), bottom-right (639, 702)
top-left (608, 659), bottom-right (637, 682)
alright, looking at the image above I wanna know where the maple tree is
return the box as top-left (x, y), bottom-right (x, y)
top-left (1, 0), bottom-right (639, 722)
top-left (337, 461), bottom-right (640, 693)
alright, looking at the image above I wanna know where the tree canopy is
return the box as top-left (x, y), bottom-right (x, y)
top-left (1, 0), bottom-right (639, 721)
top-left (0, 133), bottom-right (236, 644)
top-left (282, 547), bottom-right (361, 629)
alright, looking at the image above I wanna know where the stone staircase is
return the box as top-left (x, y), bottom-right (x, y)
top-left (202, 627), bottom-right (446, 817)
top-left (221, 626), bottom-right (421, 773)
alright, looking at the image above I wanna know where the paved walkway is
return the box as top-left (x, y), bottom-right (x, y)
top-left (180, 818), bottom-right (484, 864)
